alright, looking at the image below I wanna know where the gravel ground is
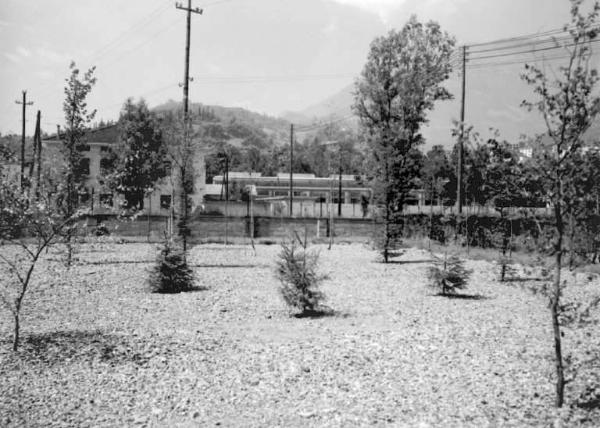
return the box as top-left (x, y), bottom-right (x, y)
top-left (0, 242), bottom-right (599, 427)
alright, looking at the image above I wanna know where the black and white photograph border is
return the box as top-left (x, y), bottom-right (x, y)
top-left (1, 0), bottom-right (600, 426)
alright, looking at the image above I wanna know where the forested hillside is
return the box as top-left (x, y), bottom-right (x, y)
top-left (151, 100), bottom-right (367, 183)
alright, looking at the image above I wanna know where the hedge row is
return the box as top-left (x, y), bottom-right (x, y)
top-left (396, 213), bottom-right (600, 260)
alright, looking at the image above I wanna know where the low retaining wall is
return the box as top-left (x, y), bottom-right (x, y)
top-left (189, 216), bottom-right (376, 241)
top-left (81, 215), bottom-right (376, 241)
top-left (80, 213), bottom-right (587, 255)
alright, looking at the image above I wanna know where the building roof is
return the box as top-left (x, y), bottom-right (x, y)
top-left (276, 172), bottom-right (315, 179)
top-left (43, 124), bottom-right (120, 144)
top-left (227, 171), bottom-right (263, 179)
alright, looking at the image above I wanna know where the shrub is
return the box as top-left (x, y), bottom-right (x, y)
top-left (148, 240), bottom-right (194, 293)
top-left (372, 221), bottom-right (404, 262)
top-left (276, 231), bottom-right (328, 315)
top-left (93, 223), bottom-right (110, 236)
top-left (427, 252), bottom-right (472, 296)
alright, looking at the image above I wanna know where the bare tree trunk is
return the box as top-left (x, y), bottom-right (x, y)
top-left (66, 233), bottom-right (73, 268)
top-left (383, 161), bottom-right (390, 263)
top-left (12, 312), bottom-right (20, 351)
top-left (500, 211), bottom-right (509, 282)
top-left (568, 212), bottom-right (575, 270)
top-left (552, 248), bottom-right (565, 407)
top-left (552, 204), bottom-right (565, 407)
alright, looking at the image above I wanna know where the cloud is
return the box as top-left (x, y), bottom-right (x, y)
top-left (35, 47), bottom-right (71, 64)
top-left (4, 52), bottom-right (21, 63)
top-left (206, 62), bottom-right (222, 74)
top-left (34, 69), bottom-right (54, 80)
top-left (3, 46), bottom-right (33, 63)
top-left (16, 46), bottom-right (30, 57)
top-left (329, 0), bottom-right (406, 23)
top-left (3, 52), bottom-right (22, 64)
top-left (2, 46), bottom-right (69, 65)
top-left (322, 18), bottom-right (339, 34)
top-left (329, 0), bottom-right (467, 24)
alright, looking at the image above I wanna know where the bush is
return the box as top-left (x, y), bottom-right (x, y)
top-left (275, 231), bottom-right (328, 315)
top-left (372, 221), bottom-right (405, 262)
top-left (427, 253), bottom-right (472, 296)
top-left (93, 223), bottom-right (110, 236)
top-left (148, 240), bottom-right (194, 293)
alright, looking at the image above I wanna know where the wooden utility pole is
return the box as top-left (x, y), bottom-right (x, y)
top-left (337, 149), bottom-right (343, 217)
top-left (329, 176), bottom-right (334, 249)
top-left (289, 123), bottom-right (294, 217)
top-left (28, 110), bottom-right (42, 191)
top-left (176, 0), bottom-right (202, 118)
top-left (35, 112), bottom-right (42, 186)
top-left (15, 90), bottom-right (33, 189)
top-left (176, 0), bottom-right (202, 253)
top-left (456, 45), bottom-right (467, 214)
top-left (225, 154), bottom-right (229, 245)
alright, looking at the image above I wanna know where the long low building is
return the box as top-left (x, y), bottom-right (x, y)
top-left (211, 172), bottom-right (372, 204)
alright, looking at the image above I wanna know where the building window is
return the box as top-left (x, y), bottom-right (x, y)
top-left (80, 157), bottom-right (90, 175)
top-left (79, 189), bottom-right (90, 204)
top-left (100, 145), bottom-right (112, 152)
top-left (160, 195), bottom-right (171, 209)
top-left (100, 157), bottom-right (112, 171)
top-left (100, 193), bottom-right (113, 207)
top-left (76, 144), bottom-right (90, 152)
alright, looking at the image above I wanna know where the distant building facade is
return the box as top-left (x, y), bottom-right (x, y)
top-left (41, 125), bottom-right (206, 215)
top-left (209, 172), bottom-right (372, 204)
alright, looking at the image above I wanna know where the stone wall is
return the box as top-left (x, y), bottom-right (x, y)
top-left (81, 215), bottom-right (376, 242)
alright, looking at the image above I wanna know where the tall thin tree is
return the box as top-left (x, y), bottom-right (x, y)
top-left (61, 61), bottom-right (96, 266)
top-left (354, 16), bottom-right (455, 262)
top-left (521, 0), bottom-right (600, 407)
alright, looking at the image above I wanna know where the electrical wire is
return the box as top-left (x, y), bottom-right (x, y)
top-left (199, 0), bottom-right (237, 6)
top-left (100, 18), bottom-right (180, 69)
top-left (190, 73), bottom-right (355, 84)
top-left (466, 24), bottom-right (580, 48)
top-left (294, 114), bottom-right (356, 133)
top-left (467, 52), bottom-right (588, 70)
top-left (468, 37), bottom-right (600, 61)
top-left (17, 1), bottom-right (173, 102)
top-left (468, 30), bottom-right (599, 55)
top-left (87, 1), bottom-right (172, 64)
top-left (445, 24), bottom-right (599, 73)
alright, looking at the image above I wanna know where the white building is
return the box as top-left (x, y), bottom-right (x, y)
top-left (41, 125), bottom-right (206, 216)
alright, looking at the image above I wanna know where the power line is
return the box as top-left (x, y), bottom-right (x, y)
top-left (467, 52), bottom-right (586, 70)
top-left (101, 18), bottom-right (180, 69)
top-left (467, 24), bottom-right (579, 49)
top-left (469, 37), bottom-right (600, 61)
top-left (294, 114), bottom-right (356, 133)
top-left (467, 30), bottom-right (599, 55)
top-left (447, 24), bottom-right (599, 70)
top-left (88, 1), bottom-right (172, 64)
top-left (199, 0), bottom-right (236, 6)
top-left (190, 73), bottom-right (355, 84)
top-left (18, 2), bottom-right (179, 105)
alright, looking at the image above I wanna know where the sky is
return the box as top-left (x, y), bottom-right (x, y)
top-left (0, 0), bottom-right (585, 141)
